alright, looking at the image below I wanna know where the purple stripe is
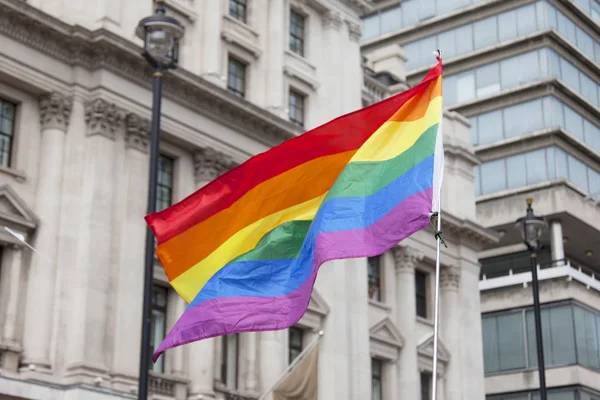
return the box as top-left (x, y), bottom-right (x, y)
top-left (153, 187), bottom-right (432, 362)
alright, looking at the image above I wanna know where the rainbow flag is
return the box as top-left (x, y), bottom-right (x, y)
top-left (146, 57), bottom-right (444, 361)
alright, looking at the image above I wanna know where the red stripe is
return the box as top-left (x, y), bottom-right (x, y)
top-left (146, 60), bottom-right (443, 244)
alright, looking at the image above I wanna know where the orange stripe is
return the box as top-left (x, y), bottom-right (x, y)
top-left (388, 76), bottom-right (442, 122)
top-left (158, 150), bottom-right (355, 280)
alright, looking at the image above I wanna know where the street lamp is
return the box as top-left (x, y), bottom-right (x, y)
top-left (515, 198), bottom-right (548, 400)
top-left (135, 2), bottom-right (184, 400)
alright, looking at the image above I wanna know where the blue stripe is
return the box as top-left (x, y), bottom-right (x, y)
top-left (189, 156), bottom-right (434, 307)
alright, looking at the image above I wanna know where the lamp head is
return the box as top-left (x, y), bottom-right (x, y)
top-left (514, 198), bottom-right (547, 252)
top-left (136, 0), bottom-right (185, 69)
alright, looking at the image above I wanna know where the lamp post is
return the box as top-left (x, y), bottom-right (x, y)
top-left (515, 198), bottom-right (548, 400)
top-left (135, 2), bottom-right (184, 399)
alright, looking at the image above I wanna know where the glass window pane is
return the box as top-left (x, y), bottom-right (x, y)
top-left (589, 169), bottom-right (600, 195)
top-left (574, 306), bottom-right (590, 366)
top-left (516, 4), bottom-right (537, 35)
top-left (584, 120), bottom-right (600, 154)
top-left (497, 312), bottom-right (526, 370)
top-left (580, 74), bottom-right (598, 107)
top-left (564, 106), bottom-right (584, 141)
top-left (503, 103), bottom-right (524, 138)
top-left (480, 159), bottom-right (506, 194)
top-left (470, 116), bottom-right (478, 145)
top-left (555, 148), bottom-right (568, 179)
top-left (474, 16), bottom-right (498, 50)
top-left (401, 0), bottom-right (420, 27)
top-left (477, 110), bottom-right (503, 144)
top-left (557, 12), bottom-right (577, 44)
top-left (456, 72), bottom-right (475, 103)
top-left (548, 305), bottom-right (576, 365)
top-left (521, 99), bottom-right (543, 134)
top-left (476, 63), bottom-right (501, 97)
top-left (380, 6), bottom-right (401, 34)
top-left (547, 49), bottom-right (561, 78)
top-left (507, 154), bottom-right (527, 188)
top-left (418, 0), bottom-right (435, 21)
top-left (559, 58), bottom-right (580, 92)
top-left (568, 155), bottom-right (588, 191)
top-left (498, 10), bottom-right (517, 42)
top-left (525, 149), bottom-right (547, 185)
top-left (546, 147), bottom-right (556, 180)
top-left (576, 28), bottom-right (594, 56)
top-left (454, 24), bottom-right (474, 56)
top-left (443, 75), bottom-right (457, 106)
top-left (362, 15), bottom-right (380, 40)
top-left (438, 30), bottom-right (457, 59)
top-left (482, 317), bottom-right (500, 373)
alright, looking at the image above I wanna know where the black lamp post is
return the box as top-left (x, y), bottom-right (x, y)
top-left (515, 198), bottom-right (548, 400)
top-left (135, 2), bottom-right (184, 399)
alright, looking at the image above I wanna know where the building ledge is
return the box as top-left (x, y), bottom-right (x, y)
top-left (480, 260), bottom-right (600, 293)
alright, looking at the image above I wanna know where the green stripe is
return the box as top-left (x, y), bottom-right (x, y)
top-left (326, 123), bottom-right (438, 201)
top-left (231, 220), bottom-right (311, 263)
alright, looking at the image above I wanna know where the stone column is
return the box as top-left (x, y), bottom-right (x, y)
top-left (22, 92), bottom-right (72, 371)
top-left (259, 330), bottom-right (286, 400)
top-left (64, 99), bottom-right (123, 377)
top-left (392, 245), bottom-right (423, 400)
top-left (322, 11), bottom-right (344, 118)
top-left (110, 113), bottom-right (150, 388)
top-left (200, 0), bottom-right (223, 86)
top-left (265, 0), bottom-right (285, 116)
top-left (440, 265), bottom-right (461, 400)
top-left (550, 220), bottom-right (565, 264)
top-left (344, 20), bottom-right (364, 113)
top-left (186, 147), bottom-right (234, 398)
top-left (243, 332), bottom-right (259, 393)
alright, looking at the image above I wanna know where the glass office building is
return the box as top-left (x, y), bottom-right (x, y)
top-left (362, 0), bottom-right (600, 398)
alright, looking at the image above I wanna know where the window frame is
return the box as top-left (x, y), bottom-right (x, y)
top-left (229, 0), bottom-right (247, 23)
top-left (149, 284), bottom-right (169, 373)
top-left (227, 56), bottom-right (247, 98)
top-left (371, 357), bottom-right (384, 400)
top-left (288, 88), bottom-right (306, 128)
top-left (367, 255), bottom-right (382, 302)
top-left (156, 154), bottom-right (174, 212)
top-left (289, 9), bottom-right (306, 57)
top-left (0, 98), bottom-right (17, 168)
top-left (288, 326), bottom-right (304, 364)
top-left (415, 269), bottom-right (428, 318)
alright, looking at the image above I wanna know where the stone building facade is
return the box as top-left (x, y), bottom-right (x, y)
top-left (0, 0), bottom-right (493, 399)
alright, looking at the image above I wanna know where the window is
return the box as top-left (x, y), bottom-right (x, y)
top-left (227, 57), bottom-right (246, 98)
top-left (420, 372), bottom-right (432, 400)
top-left (371, 358), bottom-right (383, 400)
top-left (289, 327), bottom-right (303, 364)
top-left (289, 10), bottom-right (305, 56)
top-left (149, 285), bottom-right (168, 373)
top-left (0, 99), bottom-right (16, 167)
top-left (229, 0), bottom-right (247, 23)
top-left (221, 334), bottom-right (239, 389)
top-left (481, 302), bottom-right (600, 374)
top-left (288, 89), bottom-right (305, 127)
top-left (415, 270), bottom-right (427, 318)
top-left (156, 155), bottom-right (174, 212)
top-left (367, 256), bottom-right (382, 301)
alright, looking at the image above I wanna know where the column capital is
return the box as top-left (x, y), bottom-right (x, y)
top-left (193, 147), bottom-right (236, 184)
top-left (440, 264), bottom-right (461, 291)
top-left (124, 113), bottom-right (150, 153)
top-left (84, 99), bottom-right (124, 140)
top-left (393, 245), bottom-right (423, 274)
top-left (39, 92), bottom-right (73, 131)
top-left (323, 10), bottom-right (342, 30)
top-left (346, 21), bottom-right (362, 42)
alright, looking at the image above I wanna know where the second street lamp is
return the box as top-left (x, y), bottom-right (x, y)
top-left (515, 198), bottom-right (548, 400)
top-left (135, 1), bottom-right (184, 400)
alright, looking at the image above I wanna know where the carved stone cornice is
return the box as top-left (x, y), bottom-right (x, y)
top-left (39, 92), bottom-right (73, 131)
top-left (0, 0), bottom-right (300, 148)
top-left (125, 113), bottom-right (150, 153)
top-left (440, 212), bottom-right (501, 249)
top-left (392, 245), bottom-right (423, 274)
top-left (84, 99), bottom-right (123, 140)
top-left (323, 11), bottom-right (342, 30)
top-left (193, 147), bottom-right (236, 184)
top-left (440, 265), bottom-right (461, 291)
top-left (346, 21), bottom-right (362, 43)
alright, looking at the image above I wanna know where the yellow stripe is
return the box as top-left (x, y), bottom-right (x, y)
top-left (172, 194), bottom-right (326, 302)
top-left (352, 95), bottom-right (442, 162)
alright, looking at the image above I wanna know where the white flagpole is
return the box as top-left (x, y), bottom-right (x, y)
top-left (257, 330), bottom-right (324, 400)
top-left (432, 210), bottom-right (442, 399)
top-left (431, 48), bottom-right (444, 400)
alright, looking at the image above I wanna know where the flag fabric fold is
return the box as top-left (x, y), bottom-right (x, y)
top-left (146, 57), bottom-right (444, 362)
